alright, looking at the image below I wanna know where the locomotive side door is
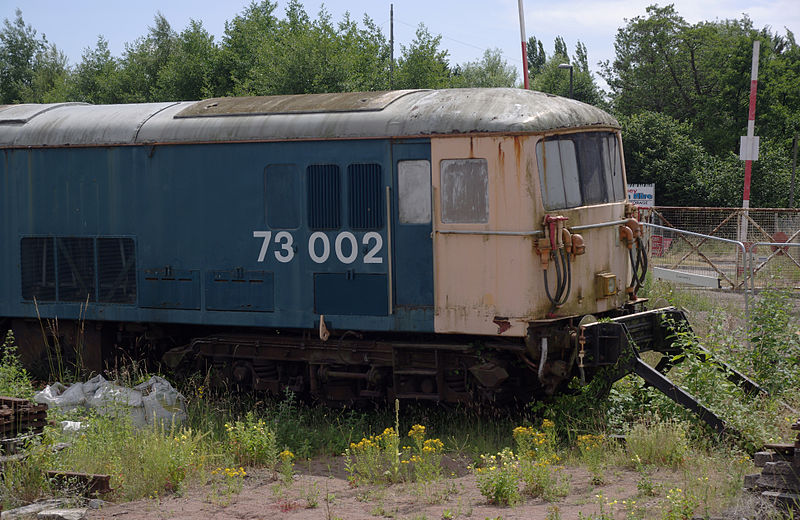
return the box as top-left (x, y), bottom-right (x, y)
top-left (391, 140), bottom-right (434, 313)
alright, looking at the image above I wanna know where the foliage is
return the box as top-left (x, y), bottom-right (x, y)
top-left (576, 434), bottom-right (607, 485)
top-left (625, 419), bottom-right (688, 468)
top-left (451, 49), bottom-right (517, 88)
top-left (747, 287), bottom-right (800, 393)
top-left (602, 4), bottom-right (799, 169)
top-left (54, 413), bottom-right (207, 499)
top-left (344, 426), bottom-right (401, 485)
top-left (343, 421), bottom-right (447, 486)
top-left (0, 331), bottom-right (34, 399)
top-left (394, 24), bottom-right (451, 89)
top-left (206, 466), bottom-right (246, 505)
top-left (514, 421), bottom-right (569, 500)
top-left (0, 9), bottom-right (47, 103)
top-left (619, 111), bottom-right (712, 207)
top-left (471, 447), bottom-right (521, 506)
top-left (525, 34), bottom-right (605, 106)
top-left (405, 424), bottom-right (445, 483)
top-left (0, 437), bottom-right (53, 510)
top-left (224, 411), bottom-right (278, 467)
top-left (278, 449), bottom-right (295, 484)
top-left (662, 487), bottom-right (699, 520)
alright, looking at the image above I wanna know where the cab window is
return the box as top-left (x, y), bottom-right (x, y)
top-left (536, 132), bottom-right (625, 210)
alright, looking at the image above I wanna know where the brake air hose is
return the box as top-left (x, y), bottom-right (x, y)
top-left (544, 247), bottom-right (572, 309)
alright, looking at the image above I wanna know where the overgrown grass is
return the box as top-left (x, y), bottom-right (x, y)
top-left (0, 282), bottom-right (797, 516)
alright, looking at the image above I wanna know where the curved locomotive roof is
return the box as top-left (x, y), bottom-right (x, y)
top-left (0, 88), bottom-right (619, 148)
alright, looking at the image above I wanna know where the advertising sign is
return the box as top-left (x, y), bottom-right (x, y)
top-left (627, 184), bottom-right (655, 208)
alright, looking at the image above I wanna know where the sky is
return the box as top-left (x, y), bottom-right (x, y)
top-left (2, 0), bottom-right (798, 91)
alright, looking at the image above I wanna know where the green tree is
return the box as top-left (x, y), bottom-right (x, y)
top-left (620, 111), bottom-right (712, 207)
top-left (226, 1), bottom-right (390, 95)
top-left (530, 37), bottom-right (604, 106)
top-left (526, 35), bottom-right (546, 76)
top-left (19, 42), bottom-right (70, 103)
top-left (70, 36), bottom-right (122, 104)
top-left (0, 9), bottom-right (45, 103)
top-left (155, 20), bottom-right (219, 100)
top-left (116, 12), bottom-right (177, 102)
top-left (601, 5), bottom-right (797, 157)
top-left (218, 0), bottom-right (279, 95)
top-left (553, 36), bottom-right (568, 59)
top-left (450, 48), bottom-right (517, 88)
top-left (394, 24), bottom-right (451, 89)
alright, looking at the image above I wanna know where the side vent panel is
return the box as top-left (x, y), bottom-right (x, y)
top-left (56, 237), bottom-right (95, 302)
top-left (307, 164), bottom-right (340, 230)
top-left (20, 237), bottom-right (56, 301)
top-left (348, 163), bottom-right (384, 229)
top-left (97, 238), bottom-right (137, 304)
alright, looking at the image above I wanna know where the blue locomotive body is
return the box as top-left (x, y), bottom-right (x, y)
top-left (1, 138), bottom-right (434, 333)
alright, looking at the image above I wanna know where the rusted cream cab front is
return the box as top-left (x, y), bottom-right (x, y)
top-left (431, 132), bottom-right (629, 336)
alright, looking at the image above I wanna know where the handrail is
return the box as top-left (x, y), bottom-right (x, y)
top-left (642, 222), bottom-right (749, 321)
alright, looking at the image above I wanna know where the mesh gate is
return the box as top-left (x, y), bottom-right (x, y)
top-left (639, 207), bottom-right (800, 290)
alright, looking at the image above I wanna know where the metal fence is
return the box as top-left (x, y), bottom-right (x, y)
top-left (639, 207), bottom-right (800, 291)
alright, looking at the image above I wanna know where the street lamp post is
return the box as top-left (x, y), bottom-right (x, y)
top-left (558, 63), bottom-right (573, 99)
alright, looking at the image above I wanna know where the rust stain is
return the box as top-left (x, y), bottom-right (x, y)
top-left (497, 141), bottom-right (505, 172)
top-left (493, 317), bottom-right (512, 334)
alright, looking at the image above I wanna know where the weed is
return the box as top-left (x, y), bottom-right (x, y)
top-left (631, 455), bottom-right (657, 496)
top-left (748, 287), bottom-right (800, 393)
top-left (471, 447), bottom-right (520, 506)
top-left (206, 466), bottom-right (246, 506)
top-left (405, 424), bottom-right (445, 483)
top-left (303, 481), bottom-right (320, 508)
top-left (0, 437), bottom-right (53, 509)
top-left (626, 419), bottom-right (688, 468)
top-left (577, 434), bottom-right (607, 485)
top-left (514, 421), bottom-right (569, 500)
top-left (546, 505), bottom-right (562, 520)
top-left (278, 449), bottom-right (295, 484)
top-left (344, 426), bottom-right (402, 486)
top-left (661, 487), bottom-right (699, 520)
top-left (53, 413), bottom-right (206, 500)
top-left (0, 331), bottom-right (34, 399)
top-left (224, 411), bottom-right (278, 468)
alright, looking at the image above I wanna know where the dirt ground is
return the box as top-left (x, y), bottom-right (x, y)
top-left (84, 456), bottom-right (721, 520)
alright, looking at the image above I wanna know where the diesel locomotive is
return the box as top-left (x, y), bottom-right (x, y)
top-left (1, 88), bottom-right (672, 404)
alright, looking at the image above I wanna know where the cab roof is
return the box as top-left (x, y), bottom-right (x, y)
top-left (0, 88), bottom-right (619, 148)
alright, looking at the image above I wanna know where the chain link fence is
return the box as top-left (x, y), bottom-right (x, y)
top-left (639, 207), bottom-right (800, 291)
